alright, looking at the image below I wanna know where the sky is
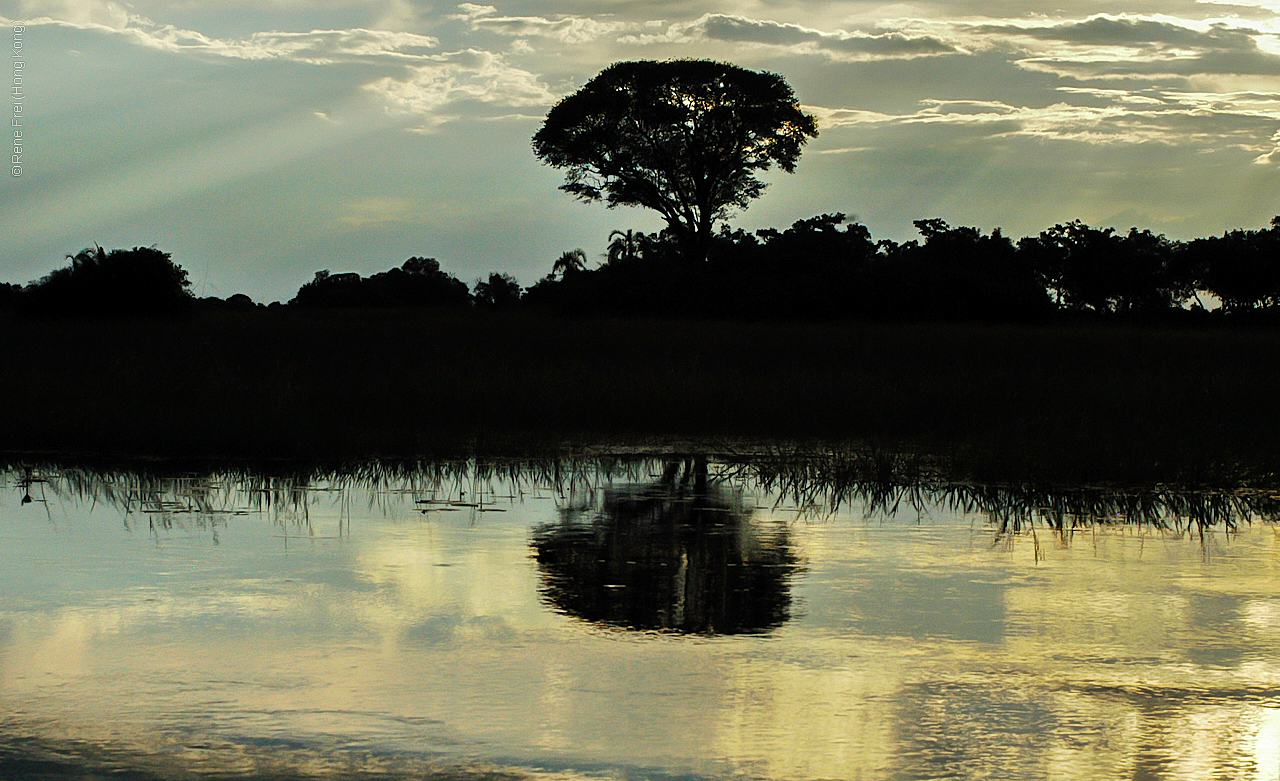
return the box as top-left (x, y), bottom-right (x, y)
top-left (3, 0), bottom-right (1280, 301)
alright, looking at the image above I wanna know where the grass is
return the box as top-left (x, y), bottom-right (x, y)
top-left (2, 307), bottom-right (1278, 482)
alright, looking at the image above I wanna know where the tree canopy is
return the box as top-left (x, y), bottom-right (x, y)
top-left (23, 245), bottom-right (192, 317)
top-left (290, 256), bottom-right (471, 309)
top-left (532, 60), bottom-right (818, 261)
top-left (472, 272), bottom-right (523, 309)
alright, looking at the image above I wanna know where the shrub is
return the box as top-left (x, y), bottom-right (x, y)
top-left (23, 245), bottom-right (192, 317)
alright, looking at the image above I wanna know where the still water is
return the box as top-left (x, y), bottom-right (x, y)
top-left (2, 453), bottom-right (1280, 780)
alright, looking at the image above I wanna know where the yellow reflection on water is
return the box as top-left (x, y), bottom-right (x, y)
top-left (2, 467), bottom-right (1280, 780)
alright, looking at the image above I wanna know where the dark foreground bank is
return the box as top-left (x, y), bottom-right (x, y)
top-left (3, 309), bottom-right (1277, 481)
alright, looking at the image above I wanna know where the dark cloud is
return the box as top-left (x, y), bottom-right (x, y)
top-left (687, 14), bottom-right (957, 59)
top-left (1028, 47), bottom-right (1280, 77)
top-left (977, 16), bottom-right (1259, 51)
top-left (966, 16), bottom-right (1280, 83)
top-left (788, 48), bottom-right (1070, 115)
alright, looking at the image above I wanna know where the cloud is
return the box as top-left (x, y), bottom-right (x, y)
top-left (236, 29), bottom-right (441, 63)
top-left (14, 0), bottom-right (131, 29)
top-left (1252, 131), bottom-right (1280, 163)
top-left (11, 9), bottom-right (445, 65)
top-left (364, 49), bottom-right (556, 127)
top-left (1054, 86), bottom-right (1171, 105)
top-left (121, 26), bottom-right (443, 63)
top-left (449, 3), bottom-right (497, 22)
top-left (10, 5), bottom-right (553, 129)
top-left (809, 90), bottom-right (1280, 152)
top-left (338, 197), bottom-right (419, 227)
top-left (806, 106), bottom-right (899, 128)
top-left (452, 4), bottom-right (630, 44)
top-left (628, 14), bottom-right (957, 60)
top-left (1022, 48), bottom-right (1280, 79)
top-left (961, 15), bottom-right (1280, 83)
top-left (469, 15), bottom-right (629, 45)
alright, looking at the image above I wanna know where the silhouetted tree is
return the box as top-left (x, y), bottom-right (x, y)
top-left (472, 272), bottom-right (523, 309)
top-left (551, 249), bottom-right (588, 279)
top-left (290, 270), bottom-right (363, 307)
top-left (390, 256), bottom-right (473, 306)
top-left (226, 293), bottom-right (257, 310)
top-left (880, 219), bottom-right (1051, 321)
top-left (0, 282), bottom-right (21, 310)
top-left (1018, 221), bottom-right (1182, 314)
top-left (1121, 227), bottom-right (1188, 311)
top-left (22, 245), bottom-right (192, 317)
top-left (741, 213), bottom-right (881, 318)
top-left (1184, 219), bottom-right (1280, 313)
top-left (754, 214), bottom-right (880, 271)
top-left (532, 60), bottom-right (818, 262)
top-left (290, 256), bottom-right (470, 308)
top-left (194, 293), bottom-right (259, 312)
top-left (606, 230), bottom-right (644, 265)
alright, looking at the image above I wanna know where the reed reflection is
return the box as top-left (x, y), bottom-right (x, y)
top-left (7, 448), bottom-right (1280, 545)
top-left (531, 456), bottom-right (800, 634)
top-left (742, 448), bottom-right (1280, 538)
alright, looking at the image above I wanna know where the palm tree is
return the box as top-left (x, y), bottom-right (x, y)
top-left (68, 243), bottom-right (106, 272)
top-left (606, 230), bottom-right (642, 265)
top-left (551, 248), bottom-right (588, 279)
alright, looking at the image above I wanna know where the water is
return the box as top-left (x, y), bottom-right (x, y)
top-left (2, 454), bottom-right (1279, 780)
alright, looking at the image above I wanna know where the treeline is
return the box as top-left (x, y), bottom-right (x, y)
top-left (0, 245), bottom-right (193, 317)
top-left (523, 215), bottom-right (1280, 322)
top-left (0, 247), bottom-right (523, 317)
top-left (4, 216), bottom-right (1280, 322)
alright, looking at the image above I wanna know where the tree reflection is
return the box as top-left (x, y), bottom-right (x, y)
top-left (531, 456), bottom-right (800, 635)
